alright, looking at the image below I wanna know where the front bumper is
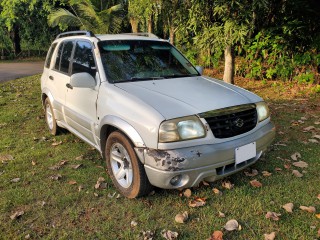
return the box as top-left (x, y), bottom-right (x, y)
top-left (139, 122), bottom-right (275, 189)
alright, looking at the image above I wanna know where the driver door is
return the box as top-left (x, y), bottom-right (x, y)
top-left (64, 40), bottom-right (99, 144)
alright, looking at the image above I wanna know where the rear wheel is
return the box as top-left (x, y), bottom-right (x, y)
top-left (44, 98), bottom-right (58, 135)
top-left (105, 131), bottom-right (152, 198)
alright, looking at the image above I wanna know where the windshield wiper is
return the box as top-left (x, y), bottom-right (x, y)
top-left (160, 73), bottom-right (198, 79)
top-left (129, 76), bottom-right (165, 81)
top-left (116, 74), bottom-right (197, 83)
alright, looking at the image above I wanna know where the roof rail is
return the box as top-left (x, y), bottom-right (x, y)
top-left (55, 30), bottom-right (96, 40)
top-left (122, 32), bottom-right (160, 39)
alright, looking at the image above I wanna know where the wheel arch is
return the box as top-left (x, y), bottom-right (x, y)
top-left (99, 115), bottom-right (146, 158)
top-left (41, 89), bottom-right (54, 109)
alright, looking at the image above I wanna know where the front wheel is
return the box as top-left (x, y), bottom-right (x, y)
top-left (105, 131), bottom-right (152, 198)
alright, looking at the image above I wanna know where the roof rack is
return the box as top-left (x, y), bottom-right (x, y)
top-left (122, 32), bottom-right (160, 39)
top-left (55, 30), bottom-right (96, 40)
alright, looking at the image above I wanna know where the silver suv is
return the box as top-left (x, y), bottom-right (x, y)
top-left (41, 31), bottom-right (275, 198)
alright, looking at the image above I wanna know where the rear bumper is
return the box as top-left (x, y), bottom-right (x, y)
top-left (140, 122), bottom-right (275, 189)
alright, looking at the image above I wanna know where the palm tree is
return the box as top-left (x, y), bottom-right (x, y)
top-left (48, 0), bottom-right (123, 34)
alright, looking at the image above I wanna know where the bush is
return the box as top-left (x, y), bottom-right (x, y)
top-left (237, 31), bottom-right (319, 83)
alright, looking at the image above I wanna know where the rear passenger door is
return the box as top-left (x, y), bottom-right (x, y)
top-left (65, 40), bottom-right (99, 144)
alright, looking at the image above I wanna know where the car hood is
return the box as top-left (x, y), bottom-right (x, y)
top-left (115, 76), bottom-right (262, 119)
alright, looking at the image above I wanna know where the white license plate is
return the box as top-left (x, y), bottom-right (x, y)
top-left (235, 142), bottom-right (256, 164)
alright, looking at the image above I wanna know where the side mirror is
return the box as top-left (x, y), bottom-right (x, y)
top-left (195, 66), bottom-right (204, 75)
top-left (70, 72), bottom-right (96, 89)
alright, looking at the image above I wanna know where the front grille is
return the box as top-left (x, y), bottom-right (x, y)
top-left (202, 105), bottom-right (257, 138)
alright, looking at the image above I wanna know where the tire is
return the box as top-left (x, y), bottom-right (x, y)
top-left (105, 131), bottom-right (152, 198)
top-left (44, 98), bottom-right (58, 135)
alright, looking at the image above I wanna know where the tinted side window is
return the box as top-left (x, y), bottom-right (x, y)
top-left (45, 43), bottom-right (57, 68)
top-left (54, 43), bottom-right (63, 70)
top-left (72, 41), bottom-right (96, 76)
top-left (60, 41), bottom-right (74, 74)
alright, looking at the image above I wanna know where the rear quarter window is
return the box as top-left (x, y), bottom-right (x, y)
top-left (44, 43), bottom-right (57, 68)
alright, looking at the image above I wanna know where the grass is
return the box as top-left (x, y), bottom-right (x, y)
top-left (0, 75), bottom-right (319, 239)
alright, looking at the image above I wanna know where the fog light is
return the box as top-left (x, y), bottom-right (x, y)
top-left (170, 175), bottom-right (182, 186)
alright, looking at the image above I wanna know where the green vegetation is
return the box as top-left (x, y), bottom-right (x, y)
top-left (0, 0), bottom-right (59, 58)
top-left (0, 75), bottom-right (319, 239)
top-left (48, 0), bottom-right (123, 33)
top-left (1, 0), bottom-right (320, 85)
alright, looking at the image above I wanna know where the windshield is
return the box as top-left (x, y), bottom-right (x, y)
top-left (98, 40), bottom-right (199, 83)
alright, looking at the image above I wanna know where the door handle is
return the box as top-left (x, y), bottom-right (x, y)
top-left (49, 75), bottom-right (54, 80)
top-left (66, 83), bottom-right (73, 89)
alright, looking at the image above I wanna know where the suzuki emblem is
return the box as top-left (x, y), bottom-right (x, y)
top-left (234, 118), bottom-right (244, 128)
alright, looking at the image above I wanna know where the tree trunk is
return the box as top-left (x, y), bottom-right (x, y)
top-left (130, 18), bottom-right (138, 33)
top-left (1, 49), bottom-right (5, 60)
top-left (10, 24), bottom-right (21, 57)
top-left (169, 26), bottom-right (175, 45)
top-left (223, 45), bottom-right (235, 84)
top-left (147, 16), bottom-right (152, 33)
top-left (249, 10), bottom-right (256, 38)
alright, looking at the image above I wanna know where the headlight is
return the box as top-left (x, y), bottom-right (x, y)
top-left (256, 102), bottom-right (270, 122)
top-left (159, 116), bottom-right (206, 143)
